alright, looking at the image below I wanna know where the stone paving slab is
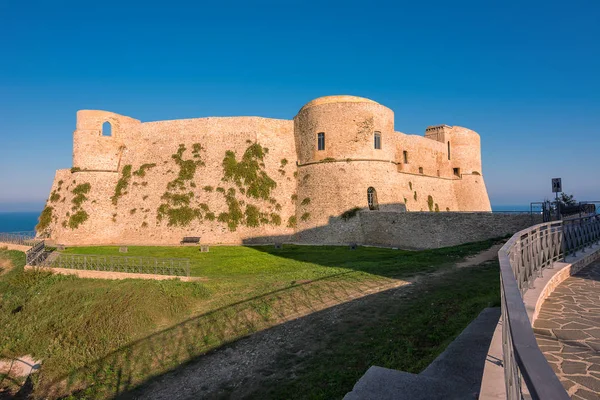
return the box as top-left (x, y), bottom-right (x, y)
top-left (534, 260), bottom-right (600, 400)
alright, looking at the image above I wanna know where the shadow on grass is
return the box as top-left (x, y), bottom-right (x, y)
top-left (40, 269), bottom-right (402, 399)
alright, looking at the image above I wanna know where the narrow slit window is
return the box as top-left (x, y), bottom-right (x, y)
top-left (403, 151), bottom-right (408, 164)
top-left (374, 132), bottom-right (381, 149)
top-left (317, 132), bottom-right (325, 151)
top-left (447, 141), bottom-right (451, 160)
top-left (419, 167), bottom-right (423, 174)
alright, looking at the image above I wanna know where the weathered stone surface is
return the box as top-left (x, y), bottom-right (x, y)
top-left (35, 96), bottom-right (539, 249)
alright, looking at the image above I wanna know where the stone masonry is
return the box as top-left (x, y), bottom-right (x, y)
top-left (38, 95), bottom-right (493, 246)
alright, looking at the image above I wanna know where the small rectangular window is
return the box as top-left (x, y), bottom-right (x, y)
top-left (317, 132), bottom-right (325, 151)
top-left (453, 168), bottom-right (461, 177)
top-left (418, 167), bottom-right (423, 174)
top-left (403, 151), bottom-right (408, 164)
top-left (374, 132), bottom-right (381, 150)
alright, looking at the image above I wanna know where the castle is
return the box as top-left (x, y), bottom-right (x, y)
top-left (38, 95), bottom-right (492, 246)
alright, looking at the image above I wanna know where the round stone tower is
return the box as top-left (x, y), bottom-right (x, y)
top-left (293, 96), bottom-right (404, 231)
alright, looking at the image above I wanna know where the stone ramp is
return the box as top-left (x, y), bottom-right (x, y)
top-left (344, 307), bottom-right (500, 400)
top-left (533, 260), bottom-right (600, 399)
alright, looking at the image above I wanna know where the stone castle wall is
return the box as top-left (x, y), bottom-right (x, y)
top-left (38, 96), bottom-right (494, 246)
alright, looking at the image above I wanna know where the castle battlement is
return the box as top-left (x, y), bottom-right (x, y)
top-left (40, 95), bottom-right (491, 245)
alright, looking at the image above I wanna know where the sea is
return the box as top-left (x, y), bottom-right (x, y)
top-left (0, 206), bottom-right (535, 232)
top-left (0, 212), bottom-right (41, 232)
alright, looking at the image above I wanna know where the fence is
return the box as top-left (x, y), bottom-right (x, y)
top-left (41, 253), bottom-right (191, 277)
top-left (498, 214), bottom-right (600, 399)
top-left (0, 231), bottom-right (38, 246)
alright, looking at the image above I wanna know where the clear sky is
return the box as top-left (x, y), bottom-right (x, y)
top-left (1, 0), bottom-right (599, 211)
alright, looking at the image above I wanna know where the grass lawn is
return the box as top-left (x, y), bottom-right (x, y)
top-left (0, 240), bottom-right (501, 398)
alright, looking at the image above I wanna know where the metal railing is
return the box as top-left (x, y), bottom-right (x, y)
top-left (0, 231), bottom-right (38, 246)
top-left (498, 214), bottom-right (600, 399)
top-left (41, 252), bottom-right (191, 277)
top-left (26, 240), bottom-right (49, 266)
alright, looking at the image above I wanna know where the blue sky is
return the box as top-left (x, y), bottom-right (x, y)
top-left (1, 0), bottom-right (599, 211)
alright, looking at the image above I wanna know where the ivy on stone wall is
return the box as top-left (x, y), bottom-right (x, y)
top-left (216, 143), bottom-right (281, 232)
top-left (68, 210), bottom-right (89, 229)
top-left (222, 143), bottom-right (276, 200)
top-left (157, 144), bottom-right (207, 227)
top-left (133, 163), bottom-right (157, 177)
top-left (112, 165), bottom-right (132, 205)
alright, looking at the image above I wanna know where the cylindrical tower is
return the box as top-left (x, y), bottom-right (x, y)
top-left (293, 96), bottom-right (404, 230)
top-left (447, 126), bottom-right (482, 176)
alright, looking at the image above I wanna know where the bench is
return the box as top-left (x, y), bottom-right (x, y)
top-left (181, 237), bottom-right (200, 245)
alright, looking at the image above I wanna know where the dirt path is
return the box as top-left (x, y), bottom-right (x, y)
top-left (121, 246), bottom-right (500, 400)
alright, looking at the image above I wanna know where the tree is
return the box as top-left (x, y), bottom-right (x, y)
top-left (556, 192), bottom-right (577, 208)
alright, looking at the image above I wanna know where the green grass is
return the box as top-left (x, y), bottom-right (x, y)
top-left (256, 261), bottom-right (501, 399)
top-left (0, 239), bottom-right (501, 398)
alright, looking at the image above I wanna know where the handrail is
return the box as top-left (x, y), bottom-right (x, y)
top-left (498, 214), bottom-right (600, 399)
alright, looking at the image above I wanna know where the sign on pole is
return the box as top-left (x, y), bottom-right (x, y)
top-left (552, 178), bottom-right (562, 193)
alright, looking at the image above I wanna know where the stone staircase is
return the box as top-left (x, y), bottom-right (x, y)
top-left (343, 307), bottom-right (500, 400)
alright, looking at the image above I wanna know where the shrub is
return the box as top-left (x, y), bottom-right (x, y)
top-left (427, 195), bottom-right (434, 212)
top-left (36, 206), bottom-right (53, 232)
top-left (68, 210), bottom-right (89, 229)
top-left (301, 198), bottom-right (311, 206)
top-left (203, 186), bottom-right (214, 192)
top-left (435, 203), bottom-right (440, 212)
top-left (70, 167), bottom-right (81, 173)
top-left (414, 191), bottom-right (418, 201)
top-left (340, 207), bottom-right (361, 221)
top-left (409, 181), bottom-right (413, 190)
top-left (287, 215), bottom-right (297, 228)
top-left (270, 214), bottom-right (281, 226)
top-left (72, 183), bottom-right (91, 208)
top-left (49, 191), bottom-right (60, 203)
top-left (300, 212), bottom-right (311, 222)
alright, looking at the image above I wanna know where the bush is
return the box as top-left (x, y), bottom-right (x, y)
top-left (36, 206), bottom-right (54, 232)
top-left (340, 207), bottom-right (361, 221)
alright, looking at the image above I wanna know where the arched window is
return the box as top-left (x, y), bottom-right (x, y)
top-left (317, 132), bottom-right (325, 151)
top-left (102, 121), bottom-right (112, 137)
top-left (367, 187), bottom-right (379, 210)
top-left (447, 141), bottom-right (451, 160)
top-left (374, 132), bottom-right (381, 149)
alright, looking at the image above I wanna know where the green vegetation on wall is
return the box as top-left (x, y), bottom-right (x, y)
top-left (157, 144), bottom-right (207, 227)
top-left (222, 143), bottom-right (276, 200)
top-left (36, 206), bottom-right (54, 232)
top-left (301, 198), bottom-right (311, 206)
top-left (414, 191), bottom-right (418, 201)
top-left (435, 203), bottom-right (440, 212)
top-left (133, 163), bottom-right (157, 177)
top-left (168, 144), bottom-right (205, 191)
top-left (427, 195), bottom-right (434, 212)
top-left (287, 215), bottom-right (297, 228)
top-left (301, 212), bottom-right (311, 222)
top-left (112, 165), bottom-right (132, 205)
top-left (68, 183), bottom-right (91, 229)
top-left (68, 210), bottom-right (89, 229)
top-left (340, 207), bottom-right (361, 221)
top-left (72, 183), bottom-right (91, 209)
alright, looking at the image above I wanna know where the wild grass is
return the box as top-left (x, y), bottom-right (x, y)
top-left (0, 239), bottom-right (501, 398)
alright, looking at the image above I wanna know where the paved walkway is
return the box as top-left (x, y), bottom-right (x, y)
top-left (534, 260), bottom-right (600, 400)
